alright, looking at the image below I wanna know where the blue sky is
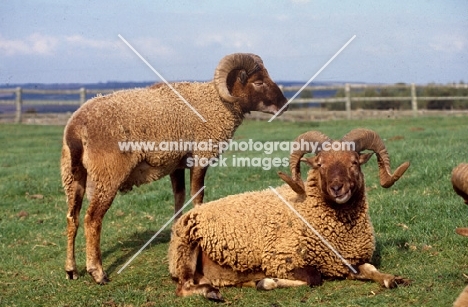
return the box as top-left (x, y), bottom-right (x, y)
top-left (0, 0), bottom-right (466, 84)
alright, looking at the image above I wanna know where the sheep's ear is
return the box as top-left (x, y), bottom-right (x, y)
top-left (359, 153), bottom-right (373, 165)
top-left (239, 70), bottom-right (248, 84)
top-left (301, 156), bottom-right (319, 168)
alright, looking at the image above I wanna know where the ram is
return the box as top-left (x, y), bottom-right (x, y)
top-left (61, 53), bottom-right (288, 284)
top-left (169, 128), bottom-right (410, 301)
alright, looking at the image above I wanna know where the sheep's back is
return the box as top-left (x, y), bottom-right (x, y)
top-left (70, 82), bottom-right (242, 143)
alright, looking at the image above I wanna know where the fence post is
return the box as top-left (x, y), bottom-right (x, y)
top-left (15, 87), bottom-right (23, 124)
top-left (80, 87), bottom-right (86, 105)
top-left (411, 83), bottom-right (418, 117)
top-left (345, 83), bottom-right (351, 119)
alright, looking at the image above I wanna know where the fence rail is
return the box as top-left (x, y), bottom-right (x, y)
top-left (1, 83), bottom-right (468, 123)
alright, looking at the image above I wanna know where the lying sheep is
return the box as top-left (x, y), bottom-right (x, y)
top-left (451, 163), bottom-right (468, 307)
top-left (168, 128), bottom-right (410, 301)
top-left (61, 53), bottom-right (288, 284)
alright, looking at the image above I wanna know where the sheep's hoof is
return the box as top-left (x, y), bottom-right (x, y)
top-left (65, 270), bottom-right (79, 280)
top-left (95, 274), bottom-right (110, 285)
top-left (256, 278), bottom-right (278, 291)
top-left (205, 288), bottom-right (224, 302)
top-left (88, 269), bottom-right (109, 285)
top-left (384, 276), bottom-right (411, 289)
top-left (96, 275), bottom-right (110, 285)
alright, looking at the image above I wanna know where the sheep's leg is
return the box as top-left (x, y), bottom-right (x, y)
top-left (176, 280), bottom-right (223, 301)
top-left (84, 186), bottom-right (118, 284)
top-left (170, 169), bottom-right (185, 220)
top-left (256, 278), bottom-right (308, 290)
top-left (64, 176), bottom-right (86, 280)
top-left (349, 263), bottom-right (410, 288)
top-left (190, 166), bottom-right (207, 206)
top-left (169, 229), bottom-right (223, 301)
top-left (256, 266), bottom-right (322, 290)
top-left (62, 145), bottom-right (87, 280)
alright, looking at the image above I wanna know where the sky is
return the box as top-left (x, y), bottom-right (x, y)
top-left (0, 0), bottom-right (467, 85)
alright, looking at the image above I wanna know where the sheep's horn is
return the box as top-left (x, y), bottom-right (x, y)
top-left (277, 171), bottom-right (306, 194)
top-left (452, 163), bottom-right (468, 204)
top-left (213, 53), bottom-right (262, 103)
top-left (341, 128), bottom-right (410, 188)
top-left (282, 131), bottom-right (331, 194)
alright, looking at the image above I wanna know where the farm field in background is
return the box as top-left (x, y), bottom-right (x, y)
top-left (1, 116), bottom-right (468, 306)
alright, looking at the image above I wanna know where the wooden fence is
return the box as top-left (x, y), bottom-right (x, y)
top-left (1, 83), bottom-right (468, 123)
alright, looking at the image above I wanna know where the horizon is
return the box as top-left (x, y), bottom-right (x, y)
top-left (1, 79), bottom-right (466, 89)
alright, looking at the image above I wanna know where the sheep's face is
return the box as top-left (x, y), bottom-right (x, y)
top-left (227, 68), bottom-right (288, 115)
top-left (305, 151), bottom-right (373, 206)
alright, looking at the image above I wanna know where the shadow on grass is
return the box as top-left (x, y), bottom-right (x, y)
top-left (103, 228), bottom-right (172, 276)
top-left (372, 237), bottom-right (410, 268)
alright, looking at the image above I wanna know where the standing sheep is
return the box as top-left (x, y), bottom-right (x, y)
top-left (169, 128), bottom-right (410, 301)
top-left (451, 163), bottom-right (468, 307)
top-left (61, 53), bottom-right (288, 284)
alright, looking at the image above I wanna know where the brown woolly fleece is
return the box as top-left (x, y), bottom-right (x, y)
top-left (168, 169), bottom-right (375, 285)
top-left (454, 285), bottom-right (468, 307)
top-left (63, 82), bottom-right (243, 192)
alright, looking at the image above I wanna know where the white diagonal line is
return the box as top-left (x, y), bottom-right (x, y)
top-left (269, 186), bottom-right (358, 274)
top-left (118, 34), bottom-right (207, 122)
top-left (117, 186), bottom-right (205, 274)
top-left (269, 35), bottom-right (357, 122)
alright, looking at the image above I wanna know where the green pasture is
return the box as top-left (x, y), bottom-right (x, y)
top-left (1, 116), bottom-right (468, 306)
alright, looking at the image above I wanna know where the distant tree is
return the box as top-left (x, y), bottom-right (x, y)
top-left (327, 88), bottom-right (345, 110)
top-left (300, 89), bottom-right (313, 99)
top-left (285, 88), bottom-right (314, 110)
top-left (424, 85), bottom-right (453, 110)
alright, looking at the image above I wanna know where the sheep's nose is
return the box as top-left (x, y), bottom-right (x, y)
top-left (331, 184), bottom-right (343, 195)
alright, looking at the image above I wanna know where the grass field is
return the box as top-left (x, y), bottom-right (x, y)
top-left (1, 116), bottom-right (468, 306)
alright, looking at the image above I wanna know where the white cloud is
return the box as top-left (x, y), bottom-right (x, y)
top-left (65, 35), bottom-right (117, 50)
top-left (195, 31), bottom-right (257, 49)
top-left (64, 34), bottom-right (129, 58)
top-left (0, 33), bottom-right (128, 57)
top-left (0, 36), bottom-right (28, 56)
top-left (0, 33), bottom-right (58, 56)
top-left (132, 37), bottom-right (174, 57)
top-left (429, 34), bottom-right (466, 53)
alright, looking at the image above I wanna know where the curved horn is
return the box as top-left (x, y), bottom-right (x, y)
top-left (278, 131), bottom-right (331, 194)
top-left (213, 53), bottom-right (262, 103)
top-left (341, 128), bottom-right (410, 188)
top-left (452, 163), bottom-right (468, 204)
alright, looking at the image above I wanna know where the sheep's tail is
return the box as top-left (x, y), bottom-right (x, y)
top-left (61, 124), bottom-right (87, 193)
